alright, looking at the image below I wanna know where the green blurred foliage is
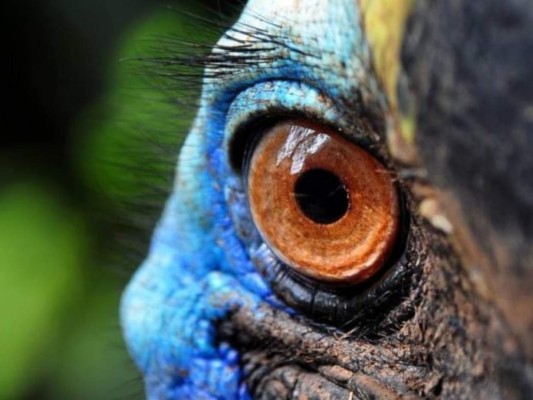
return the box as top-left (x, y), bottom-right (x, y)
top-left (0, 183), bottom-right (86, 399)
top-left (0, 5), bottom-right (218, 400)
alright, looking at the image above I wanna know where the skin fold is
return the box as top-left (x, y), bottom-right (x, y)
top-left (121, 0), bottom-right (533, 398)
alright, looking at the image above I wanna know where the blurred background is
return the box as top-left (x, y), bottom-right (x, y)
top-left (1, 1), bottom-right (239, 399)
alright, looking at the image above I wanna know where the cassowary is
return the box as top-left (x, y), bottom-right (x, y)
top-left (121, 0), bottom-right (533, 398)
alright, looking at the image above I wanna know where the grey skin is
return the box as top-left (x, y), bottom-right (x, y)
top-left (211, 0), bottom-right (533, 398)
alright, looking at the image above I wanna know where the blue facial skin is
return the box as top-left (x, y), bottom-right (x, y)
top-left (120, 1), bottom-right (382, 399)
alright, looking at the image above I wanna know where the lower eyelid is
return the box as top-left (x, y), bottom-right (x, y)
top-left (260, 212), bottom-right (418, 328)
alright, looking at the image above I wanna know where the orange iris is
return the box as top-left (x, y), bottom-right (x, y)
top-left (247, 120), bottom-right (399, 284)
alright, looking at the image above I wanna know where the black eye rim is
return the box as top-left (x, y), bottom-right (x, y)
top-left (232, 116), bottom-right (419, 329)
top-left (249, 185), bottom-right (417, 329)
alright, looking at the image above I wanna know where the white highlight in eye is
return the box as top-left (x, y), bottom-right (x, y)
top-left (276, 125), bottom-right (330, 174)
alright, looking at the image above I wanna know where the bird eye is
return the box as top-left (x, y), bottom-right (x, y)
top-left (245, 120), bottom-right (400, 284)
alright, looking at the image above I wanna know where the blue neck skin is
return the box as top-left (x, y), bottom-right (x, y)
top-left (120, 1), bottom-right (381, 398)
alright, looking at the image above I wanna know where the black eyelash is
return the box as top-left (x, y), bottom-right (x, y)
top-left (103, 5), bottom-right (247, 260)
top-left (130, 3), bottom-right (379, 106)
top-left (132, 14), bottom-right (289, 85)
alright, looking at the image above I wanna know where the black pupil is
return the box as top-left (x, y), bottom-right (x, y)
top-left (294, 168), bottom-right (349, 224)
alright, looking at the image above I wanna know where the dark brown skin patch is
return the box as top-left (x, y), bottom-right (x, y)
top-left (402, 0), bottom-right (533, 361)
top-left (220, 214), bottom-right (529, 398)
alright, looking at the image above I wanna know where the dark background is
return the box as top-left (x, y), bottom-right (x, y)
top-left (1, 1), bottom-right (238, 399)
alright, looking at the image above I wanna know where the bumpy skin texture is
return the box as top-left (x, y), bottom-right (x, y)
top-left (121, 0), bottom-right (533, 398)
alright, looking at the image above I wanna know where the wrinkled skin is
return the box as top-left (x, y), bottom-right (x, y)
top-left (121, 0), bottom-right (533, 398)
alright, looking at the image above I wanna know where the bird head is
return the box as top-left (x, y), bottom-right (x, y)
top-left (121, 1), bottom-right (533, 398)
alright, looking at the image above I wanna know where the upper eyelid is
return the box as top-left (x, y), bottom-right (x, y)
top-left (224, 79), bottom-right (388, 173)
top-left (223, 80), bottom-right (387, 174)
top-left (224, 81), bottom-right (340, 145)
